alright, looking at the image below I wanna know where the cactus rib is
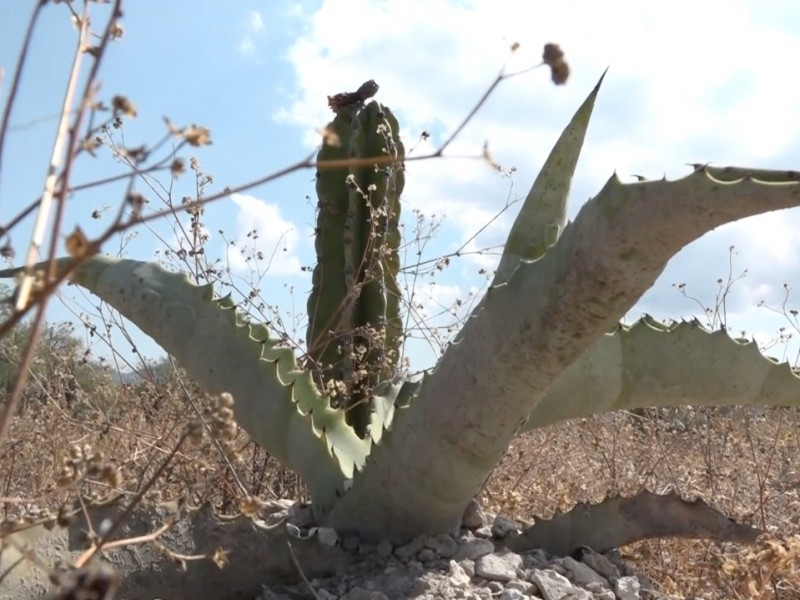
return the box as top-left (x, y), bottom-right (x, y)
top-left (308, 85), bottom-right (405, 437)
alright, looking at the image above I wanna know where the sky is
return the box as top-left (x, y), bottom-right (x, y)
top-left (1, 0), bottom-right (800, 374)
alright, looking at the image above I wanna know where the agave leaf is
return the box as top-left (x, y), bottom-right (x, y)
top-left (695, 164), bottom-right (800, 182)
top-left (493, 70), bottom-right (604, 286)
top-left (520, 315), bottom-right (800, 431)
top-left (327, 168), bottom-right (800, 540)
top-left (503, 490), bottom-right (762, 556)
top-left (0, 257), bottom-right (373, 510)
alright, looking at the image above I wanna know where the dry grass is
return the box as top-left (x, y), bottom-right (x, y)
top-left (482, 406), bottom-right (800, 599)
top-left (3, 374), bottom-right (800, 598)
top-left (0, 369), bottom-right (302, 525)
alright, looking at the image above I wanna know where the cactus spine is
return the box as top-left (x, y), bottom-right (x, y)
top-left (307, 81), bottom-right (405, 437)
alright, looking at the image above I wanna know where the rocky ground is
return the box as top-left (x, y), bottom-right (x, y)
top-left (2, 495), bottom-right (677, 600)
top-left (256, 500), bottom-right (674, 600)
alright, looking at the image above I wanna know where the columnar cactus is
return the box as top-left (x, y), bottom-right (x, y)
top-left (307, 81), bottom-right (405, 436)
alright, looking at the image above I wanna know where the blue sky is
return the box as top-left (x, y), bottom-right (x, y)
top-left (2, 0), bottom-right (800, 372)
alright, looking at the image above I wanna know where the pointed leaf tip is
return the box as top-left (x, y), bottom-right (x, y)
top-left (493, 70), bottom-right (605, 286)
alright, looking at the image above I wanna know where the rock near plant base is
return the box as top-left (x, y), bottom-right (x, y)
top-left (0, 498), bottom-right (680, 600)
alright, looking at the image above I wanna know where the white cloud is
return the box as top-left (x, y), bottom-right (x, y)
top-left (247, 10), bottom-right (264, 33)
top-left (226, 193), bottom-right (302, 276)
top-left (238, 37), bottom-right (256, 57)
top-left (276, 0), bottom-right (800, 361)
top-left (278, 0), bottom-right (800, 180)
top-left (238, 10), bottom-right (265, 57)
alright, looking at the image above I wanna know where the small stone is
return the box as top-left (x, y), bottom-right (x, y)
top-left (573, 547), bottom-right (621, 582)
top-left (584, 581), bottom-right (607, 593)
top-left (346, 588), bottom-right (388, 600)
top-left (316, 527), bottom-right (338, 547)
top-left (506, 579), bottom-right (534, 594)
top-left (460, 558), bottom-right (476, 577)
top-left (522, 548), bottom-right (550, 569)
top-left (615, 575), bottom-right (641, 600)
top-left (407, 560), bottom-right (425, 576)
top-left (418, 548), bottom-right (437, 563)
top-left (491, 514), bottom-right (519, 538)
top-left (455, 538), bottom-right (495, 561)
top-left (559, 556), bottom-right (608, 587)
top-left (474, 525), bottom-right (493, 539)
top-left (462, 499), bottom-right (487, 529)
top-left (287, 502), bottom-right (316, 527)
top-left (258, 589), bottom-right (292, 600)
top-left (449, 560), bottom-right (472, 588)
top-left (530, 569), bottom-right (592, 600)
top-left (424, 533), bottom-right (459, 558)
top-left (395, 537), bottom-right (424, 559)
top-left (487, 580), bottom-right (504, 593)
top-left (500, 589), bottom-right (527, 600)
top-left (376, 539), bottom-right (393, 558)
top-left (640, 591), bottom-right (680, 600)
top-left (475, 549), bottom-right (523, 583)
top-left (458, 529), bottom-right (476, 543)
top-left (315, 589), bottom-right (338, 600)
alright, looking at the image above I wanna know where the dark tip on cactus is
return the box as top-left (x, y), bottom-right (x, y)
top-left (328, 79), bottom-right (381, 113)
top-left (356, 80), bottom-right (379, 101)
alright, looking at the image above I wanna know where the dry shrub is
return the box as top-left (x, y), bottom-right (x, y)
top-left (482, 406), bottom-right (800, 598)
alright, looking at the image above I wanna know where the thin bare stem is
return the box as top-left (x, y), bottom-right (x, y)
top-left (436, 61), bottom-right (546, 156)
top-left (44, 0), bottom-right (125, 278)
top-left (14, 7), bottom-right (88, 311)
top-left (0, 196), bottom-right (40, 239)
top-left (286, 540), bottom-right (321, 600)
top-left (74, 428), bottom-right (191, 567)
top-left (0, 55), bottom-right (552, 355)
top-left (0, 1), bottom-right (45, 205)
top-left (0, 5), bottom-right (90, 448)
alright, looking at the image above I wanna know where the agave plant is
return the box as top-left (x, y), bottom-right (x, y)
top-left (3, 70), bottom-right (800, 554)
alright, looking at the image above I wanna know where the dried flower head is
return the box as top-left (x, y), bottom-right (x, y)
top-left (110, 21), bottom-right (124, 39)
top-left (542, 43), bottom-right (570, 85)
top-left (65, 227), bottom-right (91, 259)
top-left (550, 60), bottom-right (570, 85)
top-left (182, 124), bottom-right (212, 147)
top-left (170, 158), bottom-right (186, 176)
top-left (111, 95), bottom-right (137, 118)
top-left (542, 43), bottom-right (564, 66)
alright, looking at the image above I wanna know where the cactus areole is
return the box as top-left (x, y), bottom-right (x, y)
top-left (4, 69), bottom-right (800, 545)
top-left (308, 80), bottom-right (405, 438)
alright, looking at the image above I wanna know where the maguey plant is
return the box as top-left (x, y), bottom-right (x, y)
top-left (3, 55), bottom-right (800, 553)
